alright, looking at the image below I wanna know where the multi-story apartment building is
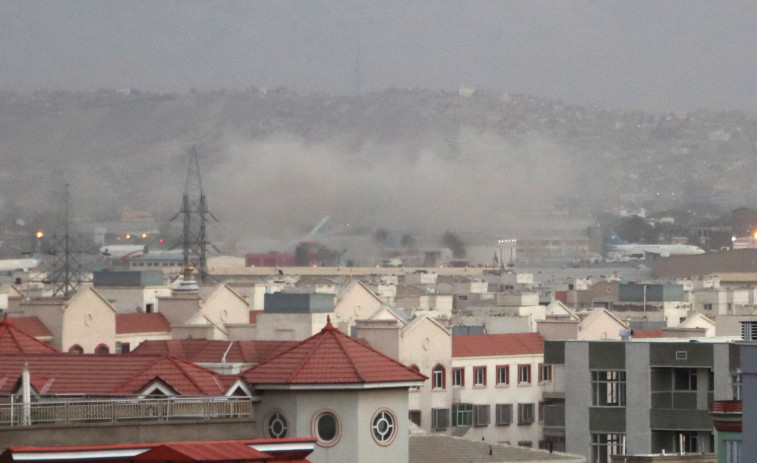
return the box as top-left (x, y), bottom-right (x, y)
top-left (543, 338), bottom-right (738, 462)
top-left (446, 333), bottom-right (547, 448)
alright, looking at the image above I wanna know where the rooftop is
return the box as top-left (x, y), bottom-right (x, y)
top-left (452, 332), bottom-right (544, 358)
top-left (242, 318), bottom-right (426, 387)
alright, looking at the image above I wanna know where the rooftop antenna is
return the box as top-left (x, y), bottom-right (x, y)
top-left (48, 183), bottom-right (89, 296)
top-left (170, 145), bottom-right (219, 282)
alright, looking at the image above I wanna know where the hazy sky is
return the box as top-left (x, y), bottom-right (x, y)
top-left (2, 1), bottom-right (757, 111)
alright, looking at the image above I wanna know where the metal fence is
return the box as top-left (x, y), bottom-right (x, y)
top-left (0, 397), bottom-right (253, 427)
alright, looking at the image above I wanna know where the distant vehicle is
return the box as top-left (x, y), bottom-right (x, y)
top-left (100, 244), bottom-right (147, 260)
top-left (607, 231), bottom-right (704, 259)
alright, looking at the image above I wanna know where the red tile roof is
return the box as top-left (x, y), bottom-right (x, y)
top-left (116, 313), bottom-right (171, 334)
top-left (112, 356), bottom-right (228, 395)
top-left (242, 319), bottom-right (426, 386)
top-left (0, 318), bottom-right (58, 353)
top-left (7, 316), bottom-right (53, 339)
top-left (1, 438), bottom-right (316, 463)
top-left (452, 332), bottom-right (544, 358)
top-left (131, 339), bottom-right (296, 364)
top-left (0, 354), bottom-right (233, 395)
top-left (134, 441), bottom-right (272, 461)
top-left (632, 329), bottom-right (664, 338)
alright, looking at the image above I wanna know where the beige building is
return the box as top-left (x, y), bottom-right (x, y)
top-left (9, 287), bottom-right (117, 353)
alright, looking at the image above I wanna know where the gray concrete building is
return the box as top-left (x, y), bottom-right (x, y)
top-left (543, 338), bottom-right (739, 462)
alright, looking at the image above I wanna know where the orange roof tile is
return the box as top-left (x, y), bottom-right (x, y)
top-left (116, 313), bottom-right (171, 334)
top-left (131, 339), bottom-right (296, 364)
top-left (452, 332), bottom-right (544, 358)
top-left (0, 318), bottom-right (58, 353)
top-left (242, 319), bottom-right (426, 386)
top-left (7, 316), bottom-right (53, 338)
top-left (632, 329), bottom-right (664, 338)
top-left (0, 354), bottom-right (232, 396)
top-left (135, 441), bottom-right (272, 462)
top-left (112, 356), bottom-right (228, 395)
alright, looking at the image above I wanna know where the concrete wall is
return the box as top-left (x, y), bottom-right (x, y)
top-left (0, 420), bottom-right (258, 449)
top-left (201, 285), bottom-right (250, 326)
top-left (564, 342), bottom-right (591, 459)
top-left (626, 343), bottom-right (652, 455)
top-left (261, 388), bottom-right (410, 463)
top-left (61, 289), bottom-right (116, 353)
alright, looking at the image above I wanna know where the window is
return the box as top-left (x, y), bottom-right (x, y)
top-left (452, 403), bottom-right (472, 426)
top-left (538, 401), bottom-right (544, 422)
top-left (432, 364), bottom-right (445, 389)
top-left (265, 410), bottom-right (289, 438)
top-left (496, 366), bottom-right (509, 385)
top-left (473, 404), bottom-right (490, 427)
top-left (518, 441), bottom-right (533, 448)
top-left (591, 433), bottom-right (625, 463)
top-left (674, 368), bottom-right (698, 391)
top-left (723, 440), bottom-right (742, 463)
top-left (732, 370), bottom-right (742, 400)
top-left (677, 431), bottom-right (699, 453)
top-left (95, 344), bottom-right (110, 354)
top-left (496, 404), bottom-right (512, 425)
top-left (741, 321), bottom-right (757, 340)
top-left (116, 342), bottom-right (130, 354)
top-left (145, 303), bottom-right (154, 313)
top-left (474, 366), bottom-right (487, 386)
top-left (409, 410), bottom-right (421, 427)
top-left (68, 344), bottom-right (83, 354)
top-left (539, 364), bottom-right (552, 383)
top-left (452, 368), bottom-right (465, 387)
top-left (312, 410), bottom-right (341, 447)
top-left (517, 403), bottom-right (535, 425)
top-left (371, 409), bottom-right (397, 445)
top-left (591, 371), bottom-right (626, 406)
top-left (518, 364), bottom-right (531, 384)
top-left (704, 303), bottom-right (713, 311)
top-left (432, 408), bottom-right (450, 430)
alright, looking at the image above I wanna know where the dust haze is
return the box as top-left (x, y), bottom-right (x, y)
top-left (207, 128), bottom-right (576, 246)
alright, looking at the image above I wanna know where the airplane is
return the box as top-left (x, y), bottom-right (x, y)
top-left (99, 244), bottom-right (148, 260)
top-left (0, 231), bottom-right (43, 272)
top-left (607, 230), bottom-right (705, 259)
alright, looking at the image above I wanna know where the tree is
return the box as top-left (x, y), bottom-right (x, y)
top-left (442, 231), bottom-right (466, 258)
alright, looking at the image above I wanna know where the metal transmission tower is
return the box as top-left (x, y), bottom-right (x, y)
top-left (48, 184), bottom-right (89, 297)
top-left (171, 146), bottom-right (219, 282)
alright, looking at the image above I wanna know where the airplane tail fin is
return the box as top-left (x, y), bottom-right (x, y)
top-left (607, 229), bottom-right (628, 246)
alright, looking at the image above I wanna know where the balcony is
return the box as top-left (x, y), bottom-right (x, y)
top-left (543, 404), bottom-right (564, 437)
top-left (0, 397), bottom-right (254, 428)
top-left (541, 377), bottom-right (564, 399)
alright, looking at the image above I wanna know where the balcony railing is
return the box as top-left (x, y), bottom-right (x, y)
top-left (0, 397), bottom-right (253, 428)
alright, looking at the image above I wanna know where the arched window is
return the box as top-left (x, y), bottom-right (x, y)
top-left (409, 364), bottom-right (420, 374)
top-left (311, 410), bottom-right (341, 447)
top-left (432, 364), bottom-right (446, 389)
top-left (95, 344), bottom-right (110, 354)
top-left (68, 344), bottom-right (84, 354)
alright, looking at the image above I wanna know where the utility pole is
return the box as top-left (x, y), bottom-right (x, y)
top-left (171, 146), bottom-right (219, 282)
top-left (48, 184), bottom-right (89, 296)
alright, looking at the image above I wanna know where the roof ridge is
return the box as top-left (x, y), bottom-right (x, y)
top-left (286, 331), bottom-right (332, 382)
top-left (169, 356), bottom-right (225, 394)
top-left (169, 357), bottom-right (210, 394)
top-left (331, 329), bottom-right (365, 383)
